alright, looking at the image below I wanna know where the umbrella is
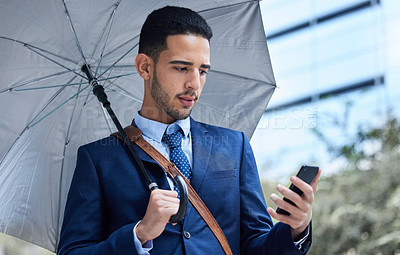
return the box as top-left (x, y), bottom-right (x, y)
top-left (0, 0), bottom-right (276, 252)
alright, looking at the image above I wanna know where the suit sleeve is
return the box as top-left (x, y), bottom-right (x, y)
top-left (238, 132), bottom-right (311, 255)
top-left (57, 146), bottom-right (138, 255)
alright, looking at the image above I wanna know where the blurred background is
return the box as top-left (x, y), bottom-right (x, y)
top-left (255, 0), bottom-right (400, 254)
top-left (1, 0), bottom-right (399, 254)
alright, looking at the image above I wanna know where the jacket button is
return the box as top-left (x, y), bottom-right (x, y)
top-left (183, 230), bottom-right (191, 239)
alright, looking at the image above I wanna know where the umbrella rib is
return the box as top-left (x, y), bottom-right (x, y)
top-left (91, 0), bottom-right (121, 58)
top-left (82, 65), bottom-right (113, 105)
top-left (209, 69), bottom-right (277, 87)
top-left (0, 37), bottom-right (85, 80)
top-left (98, 42), bottom-right (139, 80)
top-left (56, 81), bottom-right (83, 245)
top-left (64, 83), bottom-right (84, 146)
top-left (0, 78), bottom-right (76, 164)
top-left (62, 81), bottom-right (93, 145)
top-left (0, 70), bottom-right (71, 94)
top-left (99, 100), bottom-right (114, 134)
top-left (25, 45), bottom-right (86, 80)
top-left (61, 0), bottom-right (87, 66)
top-left (196, 0), bottom-right (256, 14)
top-left (29, 79), bottom-right (90, 128)
top-left (0, 36), bottom-right (85, 78)
top-left (97, 72), bottom-right (137, 82)
top-left (94, 0), bottom-right (122, 77)
top-left (0, 36), bottom-right (77, 64)
top-left (84, 70), bottom-right (117, 105)
top-left (101, 35), bottom-right (140, 60)
top-left (11, 81), bottom-right (88, 92)
top-left (98, 64), bottom-right (136, 69)
top-left (82, 71), bottom-right (139, 109)
top-left (26, 77), bottom-right (75, 128)
top-left (84, 71), bottom-right (132, 105)
top-left (95, 64), bottom-right (136, 74)
top-left (107, 84), bottom-right (142, 103)
top-left (66, 82), bottom-right (96, 140)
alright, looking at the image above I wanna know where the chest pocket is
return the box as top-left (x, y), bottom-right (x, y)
top-left (204, 169), bottom-right (236, 180)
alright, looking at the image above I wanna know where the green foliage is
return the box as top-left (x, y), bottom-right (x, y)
top-left (311, 151), bottom-right (400, 254)
top-left (309, 117), bottom-right (400, 254)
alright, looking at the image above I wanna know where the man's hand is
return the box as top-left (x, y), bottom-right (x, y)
top-left (136, 189), bottom-right (180, 244)
top-left (267, 169), bottom-right (321, 240)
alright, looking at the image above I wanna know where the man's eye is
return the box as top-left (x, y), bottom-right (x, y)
top-left (175, 67), bottom-right (187, 71)
top-left (200, 70), bottom-right (208, 75)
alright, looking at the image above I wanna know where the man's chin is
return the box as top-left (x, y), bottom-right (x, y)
top-left (170, 109), bottom-right (192, 121)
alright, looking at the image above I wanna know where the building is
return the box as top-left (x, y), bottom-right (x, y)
top-left (252, 0), bottom-right (400, 181)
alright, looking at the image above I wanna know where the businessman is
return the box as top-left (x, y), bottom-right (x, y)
top-left (58, 6), bottom-right (321, 255)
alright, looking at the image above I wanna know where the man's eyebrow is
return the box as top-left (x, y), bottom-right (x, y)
top-left (169, 60), bottom-right (211, 70)
top-left (201, 64), bottom-right (212, 70)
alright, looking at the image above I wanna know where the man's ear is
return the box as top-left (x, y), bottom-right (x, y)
top-left (135, 53), bottom-right (153, 80)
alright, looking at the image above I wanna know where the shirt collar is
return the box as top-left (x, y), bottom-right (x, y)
top-left (133, 112), bottom-right (191, 143)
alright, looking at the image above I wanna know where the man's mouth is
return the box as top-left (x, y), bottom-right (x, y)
top-left (177, 91), bottom-right (198, 107)
top-left (178, 96), bottom-right (196, 107)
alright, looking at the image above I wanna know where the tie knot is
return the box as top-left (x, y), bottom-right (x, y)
top-left (163, 130), bottom-right (183, 149)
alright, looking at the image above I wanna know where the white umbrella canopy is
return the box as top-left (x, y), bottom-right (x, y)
top-left (0, 0), bottom-right (275, 251)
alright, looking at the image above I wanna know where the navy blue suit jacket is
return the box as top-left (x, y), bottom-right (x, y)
top-left (57, 119), bottom-right (311, 254)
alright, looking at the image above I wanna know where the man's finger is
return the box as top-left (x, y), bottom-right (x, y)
top-left (310, 168), bottom-right (322, 194)
top-left (153, 189), bottom-right (179, 197)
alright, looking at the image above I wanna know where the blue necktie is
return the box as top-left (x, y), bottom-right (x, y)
top-left (163, 130), bottom-right (192, 193)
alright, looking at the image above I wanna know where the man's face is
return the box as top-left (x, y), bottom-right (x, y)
top-left (148, 34), bottom-right (210, 123)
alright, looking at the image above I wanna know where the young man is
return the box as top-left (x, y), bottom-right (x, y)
top-left (58, 6), bottom-right (320, 255)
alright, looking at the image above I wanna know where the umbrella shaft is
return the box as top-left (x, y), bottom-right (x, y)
top-left (82, 64), bottom-right (157, 190)
top-left (103, 97), bottom-right (157, 189)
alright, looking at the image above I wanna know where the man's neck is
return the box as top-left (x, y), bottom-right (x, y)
top-left (139, 108), bottom-right (175, 124)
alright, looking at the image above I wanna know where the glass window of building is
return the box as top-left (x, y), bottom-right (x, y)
top-left (253, 0), bottom-right (400, 181)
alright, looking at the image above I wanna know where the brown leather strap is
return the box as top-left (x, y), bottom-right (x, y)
top-left (112, 126), bottom-right (232, 255)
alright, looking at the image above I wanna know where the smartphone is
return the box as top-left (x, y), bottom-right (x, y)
top-left (276, 165), bottom-right (319, 216)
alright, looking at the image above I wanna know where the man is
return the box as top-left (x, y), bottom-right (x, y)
top-left (58, 6), bottom-right (320, 255)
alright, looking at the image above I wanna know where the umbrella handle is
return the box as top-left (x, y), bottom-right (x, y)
top-left (169, 175), bottom-right (188, 223)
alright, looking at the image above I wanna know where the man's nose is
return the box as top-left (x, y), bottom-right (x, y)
top-left (185, 69), bottom-right (201, 90)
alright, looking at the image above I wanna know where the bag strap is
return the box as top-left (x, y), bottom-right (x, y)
top-left (112, 126), bottom-right (232, 255)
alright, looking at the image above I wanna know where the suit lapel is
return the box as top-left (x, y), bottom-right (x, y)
top-left (190, 118), bottom-right (213, 192)
top-left (182, 119), bottom-right (213, 228)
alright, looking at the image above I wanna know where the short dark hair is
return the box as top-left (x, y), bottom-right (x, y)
top-left (138, 6), bottom-right (213, 63)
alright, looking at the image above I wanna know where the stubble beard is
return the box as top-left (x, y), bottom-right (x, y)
top-left (151, 69), bottom-right (194, 121)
